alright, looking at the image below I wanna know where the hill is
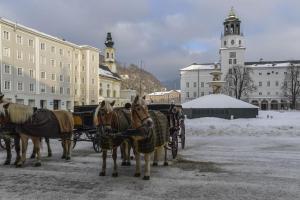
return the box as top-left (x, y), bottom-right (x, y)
top-left (117, 64), bottom-right (165, 94)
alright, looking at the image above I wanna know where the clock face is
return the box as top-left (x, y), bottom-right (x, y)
top-left (231, 40), bottom-right (235, 45)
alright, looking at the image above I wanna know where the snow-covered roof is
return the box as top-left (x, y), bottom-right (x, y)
top-left (148, 90), bottom-right (180, 96)
top-left (99, 65), bottom-right (121, 80)
top-left (246, 61), bottom-right (300, 68)
top-left (182, 94), bottom-right (258, 109)
top-left (180, 63), bottom-right (217, 71)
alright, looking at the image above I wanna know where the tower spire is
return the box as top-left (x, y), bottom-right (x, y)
top-left (228, 6), bottom-right (237, 18)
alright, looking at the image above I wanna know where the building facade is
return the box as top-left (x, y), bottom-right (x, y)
top-left (146, 90), bottom-right (181, 104)
top-left (0, 18), bottom-right (99, 109)
top-left (180, 8), bottom-right (300, 110)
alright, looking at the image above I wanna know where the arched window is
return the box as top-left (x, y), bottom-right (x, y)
top-left (99, 88), bottom-right (103, 96)
top-left (107, 89), bottom-right (110, 97)
top-left (113, 90), bottom-right (116, 98)
top-left (106, 52), bottom-right (109, 58)
top-left (111, 53), bottom-right (114, 59)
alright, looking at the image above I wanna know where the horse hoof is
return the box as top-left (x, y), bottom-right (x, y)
top-left (121, 161), bottom-right (126, 166)
top-left (99, 172), bottom-right (105, 176)
top-left (4, 160), bottom-right (10, 165)
top-left (66, 156), bottom-right (71, 160)
top-left (143, 176), bottom-right (150, 180)
top-left (30, 155), bottom-right (35, 159)
top-left (134, 173), bottom-right (141, 177)
top-left (48, 153), bottom-right (52, 157)
top-left (152, 162), bottom-right (158, 166)
top-left (164, 162), bottom-right (169, 166)
top-left (112, 173), bottom-right (118, 177)
top-left (61, 155), bottom-right (66, 159)
top-left (34, 162), bottom-right (41, 167)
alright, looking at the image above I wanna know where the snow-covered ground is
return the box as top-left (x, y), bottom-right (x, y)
top-left (1, 111), bottom-right (300, 200)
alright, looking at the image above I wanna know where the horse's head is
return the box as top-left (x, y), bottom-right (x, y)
top-left (94, 100), bottom-right (116, 132)
top-left (0, 102), bottom-right (10, 126)
top-left (131, 95), bottom-right (153, 129)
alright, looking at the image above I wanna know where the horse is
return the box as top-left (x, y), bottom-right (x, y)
top-left (0, 101), bottom-right (74, 167)
top-left (130, 95), bottom-right (169, 180)
top-left (93, 100), bottom-right (132, 177)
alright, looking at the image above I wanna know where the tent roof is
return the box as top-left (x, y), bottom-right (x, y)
top-left (182, 94), bottom-right (259, 109)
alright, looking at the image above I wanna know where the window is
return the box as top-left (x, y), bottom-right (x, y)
top-left (66, 76), bottom-right (70, 82)
top-left (201, 82), bottom-right (204, 87)
top-left (29, 69), bottom-right (34, 78)
top-left (92, 55), bottom-right (95, 61)
top-left (60, 87), bottom-right (63, 94)
top-left (231, 40), bottom-right (234, 45)
top-left (239, 40), bottom-right (242, 46)
top-left (17, 50), bottom-right (23, 60)
top-left (113, 90), bottom-right (116, 98)
top-left (275, 81), bottom-right (279, 86)
top-left (259, 72), bottom-right (262, 75)
top-left (29, 39), bottom-right (34, 47)
top-left (67, 51), bottom-right (71, 56)
top-left (51, 46), bottom-right (55, 53)
top-left (4, 65), bottom-right (10, 74)
top-left (267, 81), bottom-right (270, 87)
top-left (59, 49), bottom-right (63, 55)
top-left (193, 92), bottom-right (197, 98)
top-left (193, 82), bottom-right (197, 87)
top-left (51, 86), bottom-right (56, 93)
top-left (29, 83), bottom-right (34, 92)
top-left (82, 66), bottom-right (85, 71)
top-left (40, 43), bottom-right (45, 50)
top-left (50, 59), bottom-right (55, 67)
top-left (51, 74), bottom-right (56, 81)
top-left (267, 92), bottom-right (270, 95)
top-left (107, 89), bottom-right (110, 97)
top-left (224, 41), bottom-right (227, 46)
top-left (186, 92), bottom-right (189, 98)
top-left (186, 82), bottom-right (189, 88)
top-left (99, 89), bottom-right (103, 96)
top-left (229, 52), bottom-right (236, 58)
top-left (16, 35), bottom-right (22, 44)
top-left (233, 59), bottom-right (237, 64)
top-left (106, 52), bottom-right (109, 58)
top-left (284, 72), bottom-right (287, 75)
top-left (4, 81), bottom-right (11, 90)
top-left (67, 88), bottom-right (70, 95)
top-left (40, 84), bottom-right (46, 93)
top-left (229, 59), bottom-right (232, 64)
top-left (41, 72), bottom-right (46, 79)
top-left (17, 68), bottom-right (23, 76)
top-left (75, 89), bottom-right (77, 95)
top-left (259, 82), bottom-right (262, 86)
top-left (67, 63), bottom-right (71, 70)
top-left (82, 54), bottom-right (85, 59)
top-left (3, 31), bottom-right (10, 40)
top-left (259, 92), bottom-right (262, 95)
top-left (81, 78), bottom-right (84, 84)
top-left (17, 82), bottom-right (23, 91)
top-left (75, 77), bottom-right (77, 83)
top-left (60, 75), bottom-right (64, 81)
top-left (267, 72), bottom-right (270, 75)
top-left (3, 47), bottom-right (10, 57)
top-left (275, 72), bottom-right (279, 75)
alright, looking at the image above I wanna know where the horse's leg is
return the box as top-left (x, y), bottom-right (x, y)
top-left (4, 138), bottom-right (11, 165)
top-left (45, 137), bottom-right (52, 157)
top-left (121, 143), bottom-right (126, 166)
top-left (14, 134), bottom-right (21, 165)
top-left (66, 134), bottom-right (72, 160)
top-left (112, 148), bottom-right (118, 177)
top-left (126, 142), bottom-right (131, 166)
top-left (152, 149), bottom-right (158, 166)
top-left (30, 145), bottom-right (36, 159)
top-left (17, 134), bottom-right (28, 167)
top-left (61, 139), bottom-right (66, 159)
top-left (143, 153), bottom-right (151, 180)
top-left (133, 143), bottom-right (141, 177)
top-left (33, 137), bottom-right (41, 167)
top-left (99, 150), bottom-right (107, 176)
top-left (164, 144), bottom-right (168, 166)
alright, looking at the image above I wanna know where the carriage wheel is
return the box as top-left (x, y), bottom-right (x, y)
top-left (180, 122), bottom-right (186, 149)
top-left (171, 131), bottom-right (178, 159)
top-left (92, 138), bottom-right (101, 153)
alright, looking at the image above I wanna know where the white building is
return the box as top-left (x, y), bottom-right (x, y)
top-left (180, 8), bottom-right (300, 110)
top-left (0, 17), bottom-right (100, 109)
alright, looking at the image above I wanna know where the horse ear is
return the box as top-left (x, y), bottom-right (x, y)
top-left (133, 95), bottom-right (139, 104)
top-left (142, 95), bottom-right (146, 100)
top-left (110, 100), bottom-right (115, 107)
top-left (100, 100), bottom-right (105, 108)
top-left (3, 103), bottom-right (9, 109)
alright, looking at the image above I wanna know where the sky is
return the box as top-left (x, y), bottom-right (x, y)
top-left (0, 0), bottom-right (300, 81)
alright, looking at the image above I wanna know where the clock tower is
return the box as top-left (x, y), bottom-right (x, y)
top-left (220, 7), bottom-right (246, 79)
top-left (104, 32), bottom-right (117, 73)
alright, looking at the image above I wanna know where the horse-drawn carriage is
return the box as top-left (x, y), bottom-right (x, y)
top-left (147, 103), bottom-right (185, 158)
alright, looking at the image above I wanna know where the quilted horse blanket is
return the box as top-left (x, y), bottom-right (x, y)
top-left (138, 110), bottom-right (169, 153)
top-left (16, 109), bottom-right (71, 138)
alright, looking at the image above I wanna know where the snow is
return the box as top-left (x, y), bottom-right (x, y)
top-left (99, 68), bottom-right (120, 80)
top-left (1, 110), bottom-right (300, 199)
top-left (182, 94), bottom-right (259, 109)
top-left (180, 64), bottom-right (216, 71)
top-left (246, 62), bottom-right (291, 68)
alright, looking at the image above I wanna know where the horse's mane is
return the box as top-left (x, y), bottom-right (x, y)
top-left (6, 103), bottom-right (33, 123)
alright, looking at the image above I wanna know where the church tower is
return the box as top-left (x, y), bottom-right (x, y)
top-left (220, 7), bottom-right (245, 79)
top-left (104, 32), bottom-right (117, 73)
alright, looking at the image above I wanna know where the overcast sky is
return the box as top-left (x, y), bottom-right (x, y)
top-left (1, 0), bottom-right (300, 81)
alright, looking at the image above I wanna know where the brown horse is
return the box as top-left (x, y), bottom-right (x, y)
top-left (130, 95), bottom-right (169, 180)
top-left (0, 101), bottom-right (74, 167)
top-left (93, 100), bottom-right (132, 177)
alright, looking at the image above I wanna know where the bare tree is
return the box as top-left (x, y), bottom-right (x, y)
top-left (224, 65), bottom-right (257, 99)
top-left (282, 64), bottom-right (300, 109)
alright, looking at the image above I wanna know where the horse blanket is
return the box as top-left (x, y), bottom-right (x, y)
top-left (138, 110), bottom-right (169, 153)
top-left (16, 109), bottom-right (61, 138)
top-left (52, 110), bottom-right (74, 133)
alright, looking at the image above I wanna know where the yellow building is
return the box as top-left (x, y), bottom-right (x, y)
top-left (146, 90), bottom-right (181, 104)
